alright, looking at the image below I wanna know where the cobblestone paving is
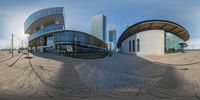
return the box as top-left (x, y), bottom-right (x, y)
top-left (0, 51), bottom-right (200, 100)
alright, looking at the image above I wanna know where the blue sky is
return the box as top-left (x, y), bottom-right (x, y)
top-left (0, 0), bottom-right (200, 49)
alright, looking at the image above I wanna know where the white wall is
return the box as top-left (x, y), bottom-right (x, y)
top-left (121, 33), bottom-right (137, 55)
top-left (121, 30), bottom-right (165, 55)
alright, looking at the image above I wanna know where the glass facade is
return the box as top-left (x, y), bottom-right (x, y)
top-left (109, 30), bottom-right (116, 42)
top-left (29, 24), bottom-right (64, 41)
top-left (46, 36), bottom-right (54, 47)
top-left (54, 31), bottom-right (107, 48)
top-left (25, 7), bottom-right (63, 31)
top-left (165, 32), bottom-right (184, 53)
top-left (54, 31), bottom-right (107, 52)
top-left (26, 7), bottom-right (107, 53)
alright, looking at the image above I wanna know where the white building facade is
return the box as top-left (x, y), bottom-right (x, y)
top-left (121, 30), bottom-right (165, 55)
top-left (91, 14), bottom-right (106, 41)
top-left (117, 20), bottom-right (189, 55)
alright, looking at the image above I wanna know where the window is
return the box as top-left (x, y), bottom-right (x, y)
top-left (137, 39), bottom-right (140, 52)
top-left (129, 41), bottom-right (131, 52)
top-left (132, 40), bottom-right (135, 52)
top-left (54, 31), bottom-right (73, 42)
top-left (165, 32), bottom-right (183, 53)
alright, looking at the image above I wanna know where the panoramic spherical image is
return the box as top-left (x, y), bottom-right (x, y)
top-left (0, 0), bottom-right (200, 100)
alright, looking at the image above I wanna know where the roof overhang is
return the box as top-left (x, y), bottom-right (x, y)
top-left (24, 7), bottom-right (64, 34)
top-left (117, 20), bottom-right (190, 48)
top-left (25, 14), bottom-right (64, 34)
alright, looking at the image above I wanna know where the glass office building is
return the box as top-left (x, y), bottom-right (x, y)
top-left (108, 27), bottom-right (117, 51)
top-left (25, 7), bottom-right (107, 53)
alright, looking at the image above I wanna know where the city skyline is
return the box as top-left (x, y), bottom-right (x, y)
top-left (0, 0), bottom-right (200, 49)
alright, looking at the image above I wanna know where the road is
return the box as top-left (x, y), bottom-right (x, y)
top-left (0, 51), bottom-right (200, 100)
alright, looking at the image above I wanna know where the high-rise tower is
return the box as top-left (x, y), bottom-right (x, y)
top-left (91, 14), bottom-right (106, 41)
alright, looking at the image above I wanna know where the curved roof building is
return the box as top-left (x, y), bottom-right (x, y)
top-left (25, 7), bottom-right (65, 41)
top-left (117, 20), bottom-right (189, 55)
top-left (25, 7), bottom-right (106, 53)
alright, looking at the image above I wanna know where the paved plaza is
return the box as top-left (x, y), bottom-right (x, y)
top-left (0, 51), bottom-right (200, 99)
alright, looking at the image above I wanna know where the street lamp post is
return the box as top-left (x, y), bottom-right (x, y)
top-left (11, 34), bottom-right (13, 58)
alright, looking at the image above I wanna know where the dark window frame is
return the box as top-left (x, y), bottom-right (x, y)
top-left (137, 39), bottom-right (140, 52)
top-left (129, 41), bottom-right (131, 52)
top-left (132, 40), bottom-right (135, 52)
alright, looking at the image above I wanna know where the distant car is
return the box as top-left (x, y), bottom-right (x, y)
top-left (23, 50), bottom-right (28, 55)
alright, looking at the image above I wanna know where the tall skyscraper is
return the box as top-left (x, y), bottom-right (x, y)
top-left (91, 14), bottom-right (106, 41)
top-left (109, 26), bottom-right (117, 50)
top-left (109, 28), bottom-right (116, 42)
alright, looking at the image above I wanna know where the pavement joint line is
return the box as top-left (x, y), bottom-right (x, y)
top-left (9, 53), bottom-right (23, 67)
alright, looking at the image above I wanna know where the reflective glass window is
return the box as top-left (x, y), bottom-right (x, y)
top-left (165, 32), bottom-right (184, 53)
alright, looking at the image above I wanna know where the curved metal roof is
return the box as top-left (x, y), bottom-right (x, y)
top-left (24, 7), bottom-right (64, 34)
top-left (117, 20), bottom-right (190, 48)
top-left (25, 14), bottom-right (64, 34)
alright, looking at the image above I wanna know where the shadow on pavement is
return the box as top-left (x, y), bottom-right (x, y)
top-left (32, 52), bottom-right (183, 91)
